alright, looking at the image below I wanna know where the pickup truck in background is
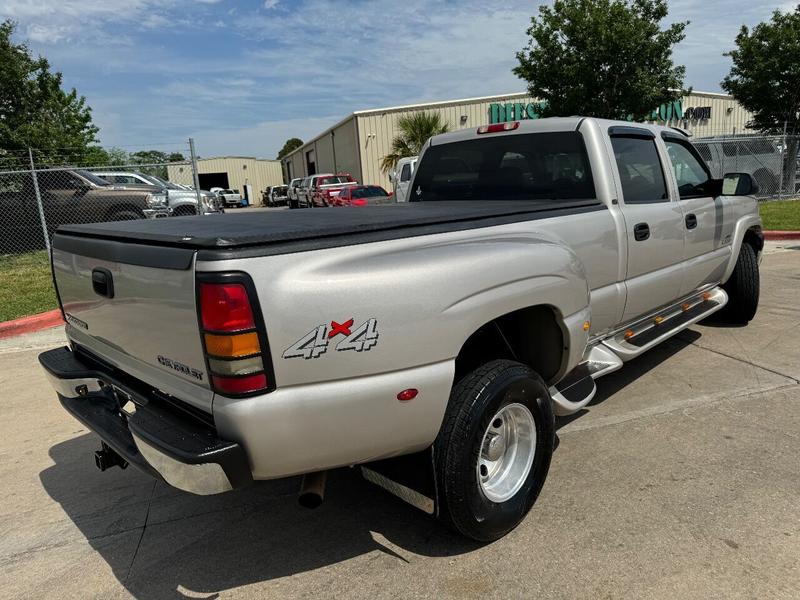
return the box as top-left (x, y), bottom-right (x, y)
top-left (304, 173), bottom-right (358, 207)
top-left (389, 156), bottom-right (417, 202)
top-left (40, 117), bottom-right (762, 541)
top-left (693, 137), bottom-right (783, 195)
top-left (94, 171), bottom-right (221, 216)
top-left (0, 168), bottom-right (169, 254)
top-left (287, 178), bottom-right (303, 208)
top-left (211, 188), bottom-right (242, 208)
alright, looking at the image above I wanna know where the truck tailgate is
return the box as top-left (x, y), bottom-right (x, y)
top-left (52, 233), bottom-right (213, 412)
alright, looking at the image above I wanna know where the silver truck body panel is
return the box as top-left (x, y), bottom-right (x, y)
top-left (47, 116), bottom-right (762, 484)
top-left (53, 250), bottom-right (213, 412)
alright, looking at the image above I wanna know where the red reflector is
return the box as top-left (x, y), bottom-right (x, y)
top-left (200, 283), bottom-right (255, 331)
top-left (477, 121), bottom-right (520, 134)
top-left (396, 388), bottom-right (418, 401)
top-left (212, 373), bottom-right (267, 395)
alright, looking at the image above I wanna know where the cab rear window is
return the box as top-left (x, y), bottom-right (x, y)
top-left (411, 132), bottom-right (595, 202)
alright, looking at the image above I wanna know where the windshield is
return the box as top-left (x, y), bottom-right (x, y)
top-left (352, 186), bottom-right (387, 198)
top-left (411, 132), bottom-right (595, 202)
top-left (76, 170), bottom-right (114, 187)
top-left (143, 174), bottom-right (183, 190)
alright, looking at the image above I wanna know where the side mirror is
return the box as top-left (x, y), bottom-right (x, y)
top-left (721, 172), bottom-right (759, 196)
top-left (388, 172), bottom-right (395, 183)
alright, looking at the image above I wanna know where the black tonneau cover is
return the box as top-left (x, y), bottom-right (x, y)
top-left (55, 200), bottom-right (603, 262)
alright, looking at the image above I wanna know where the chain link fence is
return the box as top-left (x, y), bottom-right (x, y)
top-left (0, 140), bottom-right (221, 256)
top-left (693, 134), bottom-right (800, 201)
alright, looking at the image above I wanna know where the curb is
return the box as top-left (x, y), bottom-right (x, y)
top-left (0, 309), bottom-right (64, 340)
top-left (764, 230), bottom-right (800, 241)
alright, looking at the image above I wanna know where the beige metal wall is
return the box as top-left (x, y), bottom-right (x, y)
top-left (282, 90), bottom-right (754, 190)
top-left (355, 91), bottom-right (755, 190)
top-left (281, 116), bottom-right (361, 183)
top-left (168, 157), bottom-right (284, 195)
top-left (356, 94), bottom-right (534, 189)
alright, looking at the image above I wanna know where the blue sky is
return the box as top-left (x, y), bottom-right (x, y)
top-left (3, 0), bottom-right (796, 158)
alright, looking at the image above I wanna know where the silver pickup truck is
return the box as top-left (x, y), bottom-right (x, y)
top-left (39, 117), bottom-right (762, 541)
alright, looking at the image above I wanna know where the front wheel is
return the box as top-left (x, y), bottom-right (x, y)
top-left (434, 360), bottom-right (554, 541)
top-left (721, 242), bottom-right (760, 323)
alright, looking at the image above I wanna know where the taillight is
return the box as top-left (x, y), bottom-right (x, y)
top-left (198, 276), bottom-right (273, 396)
top-left (477, 121), bottom-right (520, 134)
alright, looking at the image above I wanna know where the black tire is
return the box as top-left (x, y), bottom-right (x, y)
top-left (434, 360), bottom-right (555, 542)
top-left (721, 242), bottom-right (759, 323)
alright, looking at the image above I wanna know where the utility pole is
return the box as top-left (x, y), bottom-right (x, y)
top-left (28, 148), bottom-right (50, 254)
top-left (189, 138), bottom-right (202, 207)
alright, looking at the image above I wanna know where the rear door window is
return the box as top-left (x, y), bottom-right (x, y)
top-left (610, 136), bottom-right (668, 204)
top-left (411, 132), bottom-right (595, 202)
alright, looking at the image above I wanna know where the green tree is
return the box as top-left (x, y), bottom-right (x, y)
top-left (513, 0), bottom-right (688, 121)
top-left (128, 150), bottom-right (186, 178)
top-left (0, 20), bottom-right (99, 161)
top-left (277, 137), bottom-right (303, 159)
top-left (722, 5), bottom-right (800, 190)
top-left (380, 112), bottom-right (449, 173)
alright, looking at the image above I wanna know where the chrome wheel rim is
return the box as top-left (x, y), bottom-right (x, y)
top-left (477, 402), bottom-right (536, 503)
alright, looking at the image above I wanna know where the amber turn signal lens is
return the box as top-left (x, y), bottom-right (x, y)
top-left (582, 321), bottom-right (591, 331)
top-left (702, 292), bottom-right (712, 301)
top-left (205, 332), bottom-right (260, 358)
top-left (624, 330), bottom-right (635, 340)
top-left (654, 316), bottom-right (665, 325)
top-left (681, 303), bottom-right (691, 311)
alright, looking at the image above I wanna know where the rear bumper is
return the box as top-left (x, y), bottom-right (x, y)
top-left (39, 346), bottom-right (252, 495)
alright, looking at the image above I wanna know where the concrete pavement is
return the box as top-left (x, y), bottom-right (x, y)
top-left (1, 244), bottom-right (798, 599)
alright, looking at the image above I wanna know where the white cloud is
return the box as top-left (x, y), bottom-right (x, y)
top-left (264, 0), bottom-right (280, 8)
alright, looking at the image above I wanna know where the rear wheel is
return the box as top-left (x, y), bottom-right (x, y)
top-left (434, 360), bottom-right (554, 541)
top-left (721, 242), bottom-right (760, 323)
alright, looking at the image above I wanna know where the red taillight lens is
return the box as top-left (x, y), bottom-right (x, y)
top-left (200, 282), bottom-right (255, 331)
top-left (212, 373), bottom-right (268, 395)
top-left (197, 276), bottom-right (272, 396)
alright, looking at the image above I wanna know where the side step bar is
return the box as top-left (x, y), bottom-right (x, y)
top-left (603, 287), bottom-right (728, 361)
top-left (550, 287), bottom-right (727, 416)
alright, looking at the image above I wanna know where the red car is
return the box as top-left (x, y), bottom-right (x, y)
top-left (334, 185), bottom-right (394, 207)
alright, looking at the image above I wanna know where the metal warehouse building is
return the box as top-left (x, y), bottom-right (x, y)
top-left (168, 156), bottom-right (283, 203)
top-left (281, 90), bottom-right (754, 190)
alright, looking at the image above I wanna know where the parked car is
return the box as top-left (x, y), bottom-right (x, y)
top-left (263, 185), bottom-right (289, 207)
top-left (308, 173), bottom-right (358, 207)
top-left (389, 156), bottom-right (417, 202)
top-left (293, 177), bottom-right (312, 209)
top-left (94, 171), bottom-right (221, 216)
top-left (212, 188), bottom-right (242, 208)
top-left (334, 185), bottom-right (394, 206)
top-left (40, 117), bottom-right (762, 542)
top-left (287, 178), bottom-right (303, 207)
top-left (693, 137), bottom-right (783, 195)
top-left (0, 168), bottom-right (168, 253)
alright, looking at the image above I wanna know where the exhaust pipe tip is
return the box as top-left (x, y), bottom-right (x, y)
top-left (298, 471), bottom-right (327, 509)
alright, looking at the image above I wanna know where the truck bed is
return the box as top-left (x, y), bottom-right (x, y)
top-left (55, 200), bottom-right (603, 262)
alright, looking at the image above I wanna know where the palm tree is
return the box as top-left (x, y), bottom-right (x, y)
top-left (380, 111), bottom-right (449, 173)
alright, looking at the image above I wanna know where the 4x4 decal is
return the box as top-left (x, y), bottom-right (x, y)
top-left (283, 318), bottom-right (379, 360)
